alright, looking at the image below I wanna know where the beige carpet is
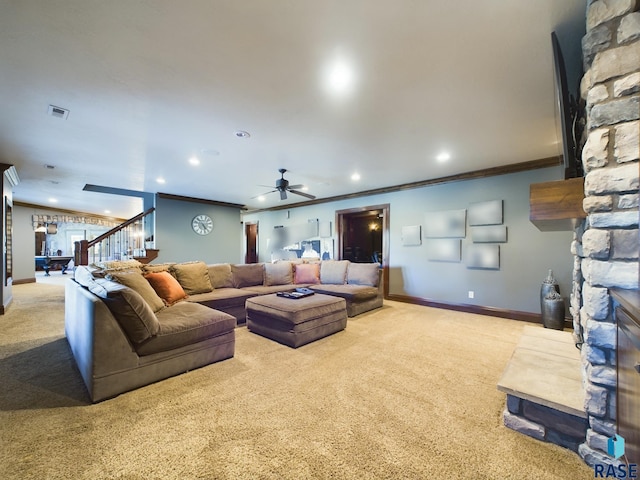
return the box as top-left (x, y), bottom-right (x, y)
top-left (0, 277), bottom-right (592, 479)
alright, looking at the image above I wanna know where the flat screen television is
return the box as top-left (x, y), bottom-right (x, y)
top-left (551, 31), bottom-right (583, 179)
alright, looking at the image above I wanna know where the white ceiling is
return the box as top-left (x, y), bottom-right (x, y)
top-left (0, 1), bottom-right (586, 219)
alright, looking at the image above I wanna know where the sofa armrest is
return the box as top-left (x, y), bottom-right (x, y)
top-left (65, 279), bottom-right (141, 392)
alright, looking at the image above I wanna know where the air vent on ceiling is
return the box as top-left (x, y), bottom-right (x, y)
top-left (47, 104), bottom-right (69, 120)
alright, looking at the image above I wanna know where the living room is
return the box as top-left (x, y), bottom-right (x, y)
top-left (1, 1), bottom-right (639, 478)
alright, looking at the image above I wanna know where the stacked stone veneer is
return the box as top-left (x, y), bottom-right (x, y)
top-left (573, 0), bottom-right (640, 467)
top-left (504, 395), bottom-right (588, 453)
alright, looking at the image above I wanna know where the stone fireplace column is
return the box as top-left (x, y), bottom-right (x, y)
top-left (575, 0), bottom-right (639, 466)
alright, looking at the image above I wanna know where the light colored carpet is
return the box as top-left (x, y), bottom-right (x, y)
top-left (0, 278), bottom-right (592, 479)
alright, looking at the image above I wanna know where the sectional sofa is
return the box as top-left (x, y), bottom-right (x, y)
top-left (65, 259), bottom-right (382, 402)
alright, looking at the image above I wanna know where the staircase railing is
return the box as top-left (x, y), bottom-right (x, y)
top-left (74, 208), bottom-right (157, 266)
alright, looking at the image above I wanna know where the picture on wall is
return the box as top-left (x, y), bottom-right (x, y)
top-left (401, 225), bottom-right (422, 246)
top-left (427, 239), bottom-right (461, 262)
top-left (468, 200), bottom-right (503, 226)
top-left (424, 209), bottom-right (466, 238)
top-left (471, 225), bottom-right (508, 243)
top-left (320, 239), bottom-right (334, 260)
top-left (467, 244), bottom-right (500, 269)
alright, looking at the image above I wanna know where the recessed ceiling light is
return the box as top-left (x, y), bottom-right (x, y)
top-left (301, 186), bottom-right (309, 192)
top-left (436, 152), bottom-right (451, 162)
top-left (235, 130), bottom-right (250, 139)
top-left (257, 196), bottom-right (265, 202)
top-left (323, 55), bottom-right (356, 97)
top-left (156, 177), bottom-right (166, 184)
top-left (351, 173), bottom-right (361, 181)
top-left (189, 156), bottom-right (200, 166)
top-left (104, 210), bottom-right (111, 214)
top-left (48, 197), bottom-right (58, 203)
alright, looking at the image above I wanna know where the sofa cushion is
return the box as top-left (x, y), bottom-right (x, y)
top-left (141, 263), bottom-right (175, 274)
top-left (74, 266), bottom-right (109, 297)
top-left (170, 261), bottom-right (213, 295)
top-left (144, 271), bottom-right (188, 306)
top-left (310, 284), bottom-right (380, 301)
top-left (208, 263), bottom-right (233, 289)
top-left (320, 260), bottom-right (349, 285)
top-left (91, 259), bottom-right (143, 277)
top-left (264, 262), bottom-right (293, 286)
top-left (231, 263), bottom-right (264, 288)
top-left (94, 280), bottom-right (160, 344)
top-left (347, 263), bottom-right (380, 287)
top-left (135, 302), bottom-right (236, 356)
top-left (188, 288), bottom-right (257, 310)
top-left (107, 270), bottom-right (165, 313)
top-left (294, 263), bottom-right (320, 284)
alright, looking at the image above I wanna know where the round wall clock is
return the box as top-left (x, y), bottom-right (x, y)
top-left (192, 214), bottom-right (213, 235)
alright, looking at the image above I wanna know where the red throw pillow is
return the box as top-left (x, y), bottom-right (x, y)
top-left (294, 263), bottom-right (320, 284)
top-left (144, 271), bottom-right (187, 306)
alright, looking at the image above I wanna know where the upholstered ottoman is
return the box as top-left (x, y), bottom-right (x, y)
top-left (246, 293), bottom-right (347, 348)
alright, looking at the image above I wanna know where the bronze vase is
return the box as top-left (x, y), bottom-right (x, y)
top-left (540, 270), bottom-right (564, 330)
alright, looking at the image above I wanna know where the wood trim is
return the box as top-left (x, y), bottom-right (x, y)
top-left (12, 278), bottom-right (36, 285)
top-left (386, 292), bottom-right (572, 328)
top-left (157, 192), bottom-right (246, 210)
top-left (529, 176), bottom-right (586, 231)
top-left (248, 157), bottom-right (560, 213)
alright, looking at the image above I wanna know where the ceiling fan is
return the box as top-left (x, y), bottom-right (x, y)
top-left (256, 168), bottom-right (316, 201)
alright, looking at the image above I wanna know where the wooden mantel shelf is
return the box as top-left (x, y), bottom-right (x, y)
top-left (530, 177), bottom-right (586, 231)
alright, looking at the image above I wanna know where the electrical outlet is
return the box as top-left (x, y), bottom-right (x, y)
top-left (468, 291), bottom-right (475, 299)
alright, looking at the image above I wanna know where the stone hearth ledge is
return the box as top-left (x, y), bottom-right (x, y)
top-left (497, 326), bottom-right (585, 418)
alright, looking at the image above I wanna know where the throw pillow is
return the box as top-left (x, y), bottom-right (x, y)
top-left (74, 266), bottom-right (109, 297)
top-left (107, 271), bottom-right (165, 313)
top-left (141, 263), bottom-right (175, 274)
top-left (170, 261), bottom-right (213, 295)
top-left (294, 263), bottom-right (320, 284)
top-left (207, 264), bottom-right (234, 289)
top-left (144, 271), bottom-right (188, 306)
top-left (94, 259), bottom-right (143, 274)
top-left (320, 260), bottom-right (349, 285)
top-left (96, 280), bottom-right (160, 344)
top-left (231, 263), bottom-right (264, 288)
top-left (347, 263), bottom-right (380, 287)
top-left (264, 262), bottom-right (293, 286)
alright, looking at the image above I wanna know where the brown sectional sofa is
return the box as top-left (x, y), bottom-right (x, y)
top-left (65, 259), bottom-right (382, 402)
top-left (190, 260), bottom-right (383, 323)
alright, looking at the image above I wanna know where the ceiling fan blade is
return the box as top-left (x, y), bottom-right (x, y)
top-left (287, 184), bottom-right (304, 189)
top-left (289, 189), bottom-right (316, 200)
top-left (280, 189), bottom-right (287, 200)
top-left (251, 189), bottom-right (276, 199)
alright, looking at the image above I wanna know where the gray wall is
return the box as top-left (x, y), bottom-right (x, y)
top-left (154, 196), bottom-right (243, 264)
top-left (13, 205), bottom-right (37, 282)
top-left (242, 166), bottom-right (574, 315)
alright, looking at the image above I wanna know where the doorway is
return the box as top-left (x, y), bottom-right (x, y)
top-left (336, 204), bottom-right (389, 297)
top-left (245, 222), bottom-right (258, 263)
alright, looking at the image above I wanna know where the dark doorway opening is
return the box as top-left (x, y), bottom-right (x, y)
top-left (336, 204), bottom-right (389, 297)
top-left (245, 222), bottom-right (258, 263)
